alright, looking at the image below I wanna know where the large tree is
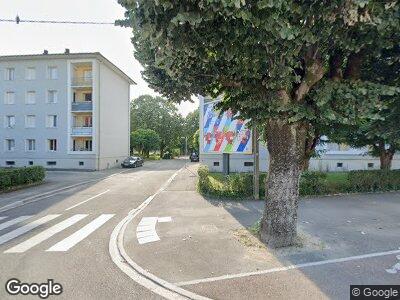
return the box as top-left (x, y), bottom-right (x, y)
top-left (184, 108), bottom-right (200, 152)
top-left (130, 95), bottom-right (184, 156)
top-left (328, 46), bottom-right (400, 170)
top-left (119, 1), bottom-right (399, 247)
top-left (131, 128), bottom-right (161, 157)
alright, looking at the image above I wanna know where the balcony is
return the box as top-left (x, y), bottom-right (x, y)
top-left (71, 76), bottom-right (92, 87)
top-left (71, 102), bottom-right (92, 111)
top-left (71, 127), bottom-right (92, 136)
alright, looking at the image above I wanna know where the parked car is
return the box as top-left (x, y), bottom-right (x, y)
top-left (121, 156), bottom-right (144, 168)
top-left (190, 152), bottom-right (199, 162)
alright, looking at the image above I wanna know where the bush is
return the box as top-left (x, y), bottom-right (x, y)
top-left (0, 166), bottom-right (45, 191)
top-left (162, 152), bottom-right (172, 159)
top-left (299, 171), bottom-right (328, 195)
top-left (172, 148), bottom-right (181, 157)
top-left (197, 167), bottom-right (400, 199)
top-left (348, 170), bottom-right (400, 192)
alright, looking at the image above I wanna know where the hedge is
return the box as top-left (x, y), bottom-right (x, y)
top-left (0, 166), bottom-right (45, 192)
top-left (197, 165), bottom-right (400, 199)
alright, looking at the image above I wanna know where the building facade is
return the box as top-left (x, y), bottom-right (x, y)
top-left (199, 96), bottom-right (400, 173)
top-left (0, 51), bottom-right (134, 170)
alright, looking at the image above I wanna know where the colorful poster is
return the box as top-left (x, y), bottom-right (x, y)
top-left (202, 101), bottom-right (252, 154)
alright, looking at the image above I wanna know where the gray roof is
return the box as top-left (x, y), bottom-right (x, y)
top-left (0, 52), bottom-right (136, 84)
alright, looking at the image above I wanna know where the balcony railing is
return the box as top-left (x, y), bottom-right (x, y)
top-left (71, 102), bottom-right (92, 111)
top-left (71, 127), bottom-right (92, 136)
top-left (72, 76), bottom-right (92, 86)
top-left (71, 147), bottom-right (92, 152)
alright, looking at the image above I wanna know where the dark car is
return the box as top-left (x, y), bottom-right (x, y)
top-left (190, 152), bottom-right (199, 162)
top-left (121, 156), bottom-right (144, 168)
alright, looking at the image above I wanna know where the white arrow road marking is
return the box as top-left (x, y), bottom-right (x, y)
top-left (0, 215), bottom-right (60, 246)
top-left (46, 214), bottom-right (114, 252)
top-left (5, 214), bottom-right (88, 253)
top-left (386, 255), bottom-right (400, 274)
top-left (0, 216), bottom-right (32, 231)
top-left (65, 190), bottom-right (110, 211)
top-left (136, 216), bottom-right (172, 244)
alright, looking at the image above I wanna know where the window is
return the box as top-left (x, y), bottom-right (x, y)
top-left (26, 91), bottom-right (36, 104)
top-left (84, 116), bottom-right (92, 127)
top-left (25, 115), bottom-right (36, 128)
top-left (83, 70), bottom-right (92, 79)
top-left (28, 161), bottom-right (34, 166)
top-left (213, 162), bottom-right (220, 166)
top-left (47, 90), bottom-right (58, 103)
top-left (4, 68), bottom-right (15, 81)
top-left (46, 115), bottom-right (57, 128)
top-left (47, 161), bottom-right (57, 166)
top-left (26, 139), bottom-right (36, 151)
top-left (6, 161), bottom-right (15, 166)
top-left (84, 93), bottom-right (92, 102)
top-left (4, 91), bottom-right (15, 104)
top-left (48, 139), bottom-right (57, 151)
top-left (79, 161), bottom-right (84, 166)
top-left (85, 140), bottom-right (93, 151)
top-left (25, 67), bottom-right (36, 80)
top-left (47, 66), bottom-right (58, 79)
top-left (5, 139), bottom-right (15, 151)
top-left (337, 162), bottom-right (343, 168)
top-left (5, 115), bottom-right (16, 128)
top-left (368, 163), bottom-right (374, 168)
top-left (244, 162), bottom-right (254, 167)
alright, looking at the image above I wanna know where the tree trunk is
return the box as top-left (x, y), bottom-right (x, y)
top-left (302, 158), bottom-right (310, 171)
top-left (380, 151), bottom-right (394, 170)
top-left (260, 119), bottom-right (306, 248)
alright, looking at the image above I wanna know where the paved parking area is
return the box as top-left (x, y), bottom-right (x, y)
top-left (123, 165), bottom-right (400, 299)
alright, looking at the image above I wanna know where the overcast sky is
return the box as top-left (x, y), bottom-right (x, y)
top-left (0, 0), bottom-right (198, 116)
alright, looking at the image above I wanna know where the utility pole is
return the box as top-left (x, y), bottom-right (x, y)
top-left (253, 127), bottom-right (260, 200)
top-left (185, 136), bottom-right (188, 156)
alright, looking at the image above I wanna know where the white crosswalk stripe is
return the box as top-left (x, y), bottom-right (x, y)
top-left (0, 217), bottom-right (7, 221)
top-left (4, 214), bottom-right (88, 253)
top-left (47, 214), bottom-right (114, 252)
top-left (0, 215), bottom-right (60, 246)
top-left (0, 216), bottom-right (32, 231)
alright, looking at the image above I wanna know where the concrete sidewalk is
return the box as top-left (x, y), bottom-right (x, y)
top-left (123, 164), bottom-right (400, 299)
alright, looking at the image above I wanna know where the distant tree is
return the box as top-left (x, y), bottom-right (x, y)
top-left (184, 108), bottom-right (199, 151)
top-left (130, 95), bottom-right (184, 156)
top-left (130, 128), bottom-right (160, 157)
top-left (192, 129), bottom-right (200, 152)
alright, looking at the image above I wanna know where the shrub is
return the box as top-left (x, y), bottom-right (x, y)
top-left (348, 170), bottom-right (400, 192)
top-left (162, 152), bottom-right (172, 159)
top-left (299, 171), bottom-right (328, 195)
top-left (197, 167), bottom-right (400, 199)
top-left (0, 166), bottom-right (45, 191)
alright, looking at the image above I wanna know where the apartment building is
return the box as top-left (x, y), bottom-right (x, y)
top-left (0, 51), bottom-right (134, 170)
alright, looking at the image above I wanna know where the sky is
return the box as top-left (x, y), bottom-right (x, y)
top-left (0, 0), bottom-right (198, 116)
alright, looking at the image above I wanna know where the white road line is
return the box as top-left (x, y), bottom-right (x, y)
top-left (109, 166), bottom-right (210, 300)
top-left (0, 217), bottom-right (7, 221)
top-left (0, 215), bottom-right (60, 246)
top-left (175, 249), bottom-right (400, 286)
top-left (0, 216), bottom-right (32, 231)
top-left (158, 217), bottom-right (172, 223)
top-left (65, 190), bottom-right (110, 211)
top-left (47, 214), bottom-right (114, 252)
top-left (5, 214), bottom-right (88, 253)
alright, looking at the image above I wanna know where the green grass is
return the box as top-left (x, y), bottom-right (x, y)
top-left (326, 172), bottom-right (348, 185)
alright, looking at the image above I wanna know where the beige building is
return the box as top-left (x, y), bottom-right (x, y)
top-left (0, 51), bottom-right (135, 170)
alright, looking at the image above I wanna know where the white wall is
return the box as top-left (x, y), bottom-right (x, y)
top-left (98, 62), bottom-right (130, 169)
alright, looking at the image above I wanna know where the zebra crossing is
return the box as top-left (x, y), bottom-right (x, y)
top-left (0, 213), bottom-right (114, 254)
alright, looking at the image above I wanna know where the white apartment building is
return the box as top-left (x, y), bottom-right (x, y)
top-left (0, 51), bottom-right (134, 170)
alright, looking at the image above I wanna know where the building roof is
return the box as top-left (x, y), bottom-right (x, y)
top-left (0, 52), bottom-right (136, 84)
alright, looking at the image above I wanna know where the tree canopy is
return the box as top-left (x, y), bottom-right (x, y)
top-left (130, 128), bottom-right (161, 157)
top-left (119, 0), bottom-right (400, 247)
top-left (130, 95), bottom-right (184, 155)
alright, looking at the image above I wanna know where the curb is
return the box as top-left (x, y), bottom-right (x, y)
top-left (109, 167), bottom-right (211, 300)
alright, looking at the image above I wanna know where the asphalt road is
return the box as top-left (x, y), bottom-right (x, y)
top-left (0, 159), bottom-right (186, 300)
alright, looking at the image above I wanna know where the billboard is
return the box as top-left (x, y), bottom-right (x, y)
top-left (202, 99), bottom-right (252, 154)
